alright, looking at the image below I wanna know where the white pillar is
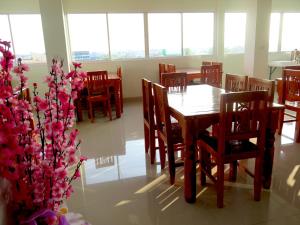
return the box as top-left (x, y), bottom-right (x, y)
top-left (244, 0), bottom-right (272, 79)
top-left (39, 0), bottom-right (70, 72)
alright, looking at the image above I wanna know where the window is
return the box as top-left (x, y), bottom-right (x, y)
top-left (10, 14), bottom-right (46, 62)
top-left (68, 14), bottom-right (109, 61)
top-left (0, 15), bottom-right (12, 44)
top-left (183, 13), bottom-right (214, 55)
top-left (108, 13), bottom-right (145, 59)
top-left (148, 13), bottom-right (181, 57)
top-left (281, 13), bottom-right (300, 51)
top-left (269, 13), bottom-right (281, 52)
top-left (224, 13), bottom-right (247, 54)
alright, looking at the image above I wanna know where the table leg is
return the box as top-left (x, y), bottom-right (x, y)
top-left (269, 66), bottom-right (277, 80)
top-left (295, 112), bottom-right (300, 143)
top-left (183, 120), bottom-right (196, 203)
top-left (114, 80), bottom-right (121, 118)
top-left (74, 99), bottom-right (83, 122)
top-left (263, 110), bottom-right (279, 189)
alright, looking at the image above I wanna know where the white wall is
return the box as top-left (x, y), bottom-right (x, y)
top-left (1, 0), bottom-right (300, 97)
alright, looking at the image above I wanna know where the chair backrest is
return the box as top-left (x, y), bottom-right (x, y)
top-left (159, 63), bottom-right (167, 83)
top-left (153, 83), bottom-right (172, 146)
top-left (282, 69), bottom-right (300, 102)
top-left (218, 91), bottom-right (268, 155)
top-left (161, 72), bottom-right (187, 92)
top-left (86, 71), bottom-right (109, 96)
top-left (248, 77), bottom-right (275, 102)
top-left (117, 66), bottom-right (122, 78)
top-left (15, 87), bottom-right (31, 103)
top-left (225, 74), bottom-right (248, 92)
top-left (201, 64), bottom-right (222, 88)
top-left (141, 78), bottom-right (155, 125)
top-left (166, 64), bottom-right (176, 72)
top-left (202, 61), bottom-right (212, 65)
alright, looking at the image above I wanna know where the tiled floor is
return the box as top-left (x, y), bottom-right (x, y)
top-left (68, 100), bottom-right (300, 225)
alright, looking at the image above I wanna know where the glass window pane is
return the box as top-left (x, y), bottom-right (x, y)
top-left (68, 14), bottom-right (109, 61)
top-left (10, 14), bottom-right (46, 62)
top-left (108, 13), bottom-right (145, 59)
top-left (148, 13), bottom-right (181, 57)
top-left (269, 13), bottom-right (280, 52)
top-left (224, 13), bottom-right (247, 54)
top-left (0, 15), bottom-right (12, 45)
top-left (281, 13), bottom-right (300, 51)
top-left (183, 13), bottom-right (214, 56)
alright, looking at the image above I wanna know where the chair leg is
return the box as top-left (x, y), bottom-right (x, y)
top-left (254, 157), bottom-right (262, 201)
top-left (158, 138), bottom-right (166, 169)
top-left (149, 128), bottom-right (156, 164)
top-left (167, 146), bottom-right (176, 185)
top-left (144, 124), bottom-right (149, 153)
top-left (278, 109), bottom-right (284, 135)
top-left (107, 100), bottom-right (112, 121)
top-left (200, 147), bottom-right (207, 186)
top-left (88, 101), bottom-right (94, 123)
top-left (295, 112), bottom-right (300, 143)
top-left (229, 161), bottom-right (237, 182)
top-left (217, 163), bottom-right (224, 208)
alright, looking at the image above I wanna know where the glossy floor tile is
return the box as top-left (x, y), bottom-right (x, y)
top-left (67, 100), bottom-right (300, 225)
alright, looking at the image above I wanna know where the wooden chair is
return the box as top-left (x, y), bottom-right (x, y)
top-left (87, 71), bottom-right (112, 122)
top-left (278, 69), bottom-right (300, 142)
top-left (153, 83), bottom-right (185, 184)
top-left (201, 61), bottom-right (223, 87)
top-left (161, 72), bottom-right (187, 92)
top-left (117, 66), bottom-right (123, 113)
top-left (16, 87), bottom-right (31, 103)
top-left (166, 64), bottom-right (176, 72)
top-left (201, 65), bottom-right (222, 88)
top-left (197, 90), bottom-right (268, 208)
top-left (142, 78), bottom-right (166, 167)
top-left (159, 63), bottom-right (167, 83)
top-left (225, 74), bottom-right (248, 92)
top-left (248, 77), bottom-right (275, 102)
top-left (202, 61), bottom-right (213, 66)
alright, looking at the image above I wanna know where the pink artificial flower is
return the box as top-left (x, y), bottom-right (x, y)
top-left (72, 62), bottom-right (82, 68)
top-left (66, 71), bottom-right (75, 79)
top-left (80, 156), bottom-right (88, 162)
top-left (58, 91), bottom-right (69, 104)
top-left (51, 121), bottom-right (64, 134)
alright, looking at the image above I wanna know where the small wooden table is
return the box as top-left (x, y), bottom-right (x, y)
top-left (76, 73), bottom-right (122, 121)
top-left (176, 68), bottom-right (203, 83)
top-left (268, 61), bottom-right (299, 79)
top-left (168, 84), bottom-right (284, 203)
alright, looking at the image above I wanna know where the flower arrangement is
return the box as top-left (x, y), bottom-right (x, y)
top-left (0, 39), bottom-right (87, 224)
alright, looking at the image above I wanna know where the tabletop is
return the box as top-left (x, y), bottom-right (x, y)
top-left (168, 85), bottom-right (284, 118)
top-left (176, 68), bottom-right (201, 75)
top-left (268, 60), bottom-right (299, 67)
top-left (168, 84), bottom-right (224, 118)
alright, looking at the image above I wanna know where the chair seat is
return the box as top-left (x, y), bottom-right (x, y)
top-left (198, 133), bottom-right (258, 161)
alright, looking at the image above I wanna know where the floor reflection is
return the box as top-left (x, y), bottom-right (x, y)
top-left (68, 100), bottom-right (300, 225)
top-left (85, 139), bottom-right (151, 185)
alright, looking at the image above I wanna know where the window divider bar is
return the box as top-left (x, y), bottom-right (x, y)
top-left (278, 12), bottom-right (283, 52)
top-left (7, 15), bottom-right (17, 57)
top-left (106, 13), bottom-right (112, 60)
top-left (181, 13), bottom-right (184, 56)
top-left (144, 13), bottom-right (149, 59)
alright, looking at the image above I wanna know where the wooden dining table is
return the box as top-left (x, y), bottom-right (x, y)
top-left (75, 73), bottom-right (122, 121)
top-left (167, 84), bottom-right (284, 203)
